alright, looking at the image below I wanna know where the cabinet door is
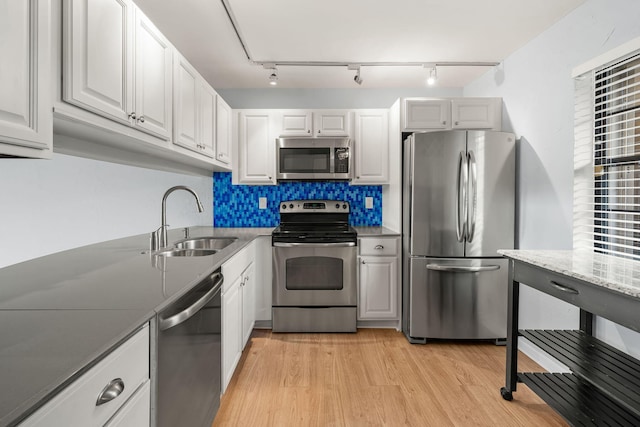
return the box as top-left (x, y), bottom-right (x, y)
top-left (241, 262), bottom-right (256, 348)
top-left (314, 110), bottom-right (350, 136)
top-left (133, 7), bottom-right (172, 139)
top-left (63, 0), bottom-right (133, 125)
top-left (173, 52), bottom-right (199, 152)
top-left (353, 110), bottom-right (389, 184)
top-left (279, 111), bottom-right (312, 137)
top-left (451, 98), bottom-right (501, 130)
top-left (0, 0), bottom-right (52, 156)
top-left (403, 99), bottom-right (450, 130)
top-left (198, 81), bottom-right (216, 158)
top-left (222, 277), bottom-right (242, 392)
top-left (358, 256), bottom-right (398, 320)
top-left (215, 95), bottom-right (232, 165)
top-left (238, 112), bottom-right (276, 184)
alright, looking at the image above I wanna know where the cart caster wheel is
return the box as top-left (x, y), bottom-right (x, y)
top-left (500, 387), bottom-right (513, 401)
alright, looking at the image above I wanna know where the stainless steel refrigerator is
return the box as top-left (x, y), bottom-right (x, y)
top-left (402, 130), bottom-right (515, 343)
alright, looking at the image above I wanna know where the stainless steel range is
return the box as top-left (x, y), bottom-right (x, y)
top-left (272, 200), bottom-right (357, 333)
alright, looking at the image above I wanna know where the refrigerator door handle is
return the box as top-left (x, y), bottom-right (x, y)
top-left (467, 150), bottom-right (477, 242)
top-left (456, 151), bottom-right (468, 242)
top-left (426, 264), bottom-right (501, 273)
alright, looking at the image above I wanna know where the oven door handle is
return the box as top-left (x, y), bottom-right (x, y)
top-left (273, 242), bottom-right (356, 248)
top-left (159, 272), bottom-right (223, 331)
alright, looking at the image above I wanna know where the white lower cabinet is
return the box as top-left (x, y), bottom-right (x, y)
top-left (20, 325), bottom-right (150, 427)
top-left (358, 237), bottom-right (400, 323)
top-left (221, 242), bottom-right (256, 392)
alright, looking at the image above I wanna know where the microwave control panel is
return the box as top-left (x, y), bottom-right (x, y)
top-left (334, 148), bottom-right (350, 173)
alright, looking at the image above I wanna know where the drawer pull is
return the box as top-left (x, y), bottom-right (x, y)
top-left (374, 245), bottom-right (384, 250)
top-left (550, 281), bottom-right (579, 294)
top-left (96, 378), bottom-right (125, 406)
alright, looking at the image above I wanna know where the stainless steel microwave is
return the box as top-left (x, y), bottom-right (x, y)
top-left (276, 137), bottom-right (352, 181)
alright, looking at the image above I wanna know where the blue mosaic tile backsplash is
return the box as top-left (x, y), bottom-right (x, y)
top-left (213, 172), bottom-right (382, 227)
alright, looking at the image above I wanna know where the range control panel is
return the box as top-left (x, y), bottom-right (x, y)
top-left (279, 200), bottom-right (350, 213)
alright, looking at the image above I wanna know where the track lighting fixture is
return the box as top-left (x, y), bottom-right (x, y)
top-left (268, 68), bottom-right (278, 85)
top-left (426, 66), bottom-right (437, 86)
top-left (348, 64), bottom-right (363, 85)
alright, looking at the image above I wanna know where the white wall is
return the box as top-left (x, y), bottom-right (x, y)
top-left (0, 154), bottom-right (213, 268)
top-left (464, 0), bottom-right (640, 361)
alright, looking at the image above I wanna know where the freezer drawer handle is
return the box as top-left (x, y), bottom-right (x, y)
top-left (426, 264), bottom-right (500, 273)
top-left (159, 272), bottom-right (223, 331)
top-left (374, 245), bottom-right (384, 250)
top-left (550, 281), bottom-right (579, 294)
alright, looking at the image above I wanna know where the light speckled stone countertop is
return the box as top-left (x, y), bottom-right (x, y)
top-left (499, 249), bottom-right (640, 299)
top-left (354, 226), bottom-right (401, 237)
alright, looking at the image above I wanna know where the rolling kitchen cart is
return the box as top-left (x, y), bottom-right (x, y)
top-left (499, 250), bottom-right (640, 426)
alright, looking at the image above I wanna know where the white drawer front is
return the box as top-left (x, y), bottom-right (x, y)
top-left (222, 241), bottom-right (254, 293)
top-left (104, 380), bottom-right (150, 427)
top-left (359, 238), bottom-right (398, 256)
top-left (21, 325), bottom-right (149, 427)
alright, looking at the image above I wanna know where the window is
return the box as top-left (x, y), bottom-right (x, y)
top-left (574, 50), bottom-right (640, 260)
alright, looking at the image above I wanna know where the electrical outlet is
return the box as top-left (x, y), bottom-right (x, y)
top-left (365, 197), bottom-right (374, 209)
top-left (259, 197), bottom-right (267, 209)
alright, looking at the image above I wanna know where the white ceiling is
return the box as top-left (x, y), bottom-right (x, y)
top-left (134, 0), bottom-right (585, 89)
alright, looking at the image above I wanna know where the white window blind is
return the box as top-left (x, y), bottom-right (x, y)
top-left (574, 52), bottom-right (640, 260)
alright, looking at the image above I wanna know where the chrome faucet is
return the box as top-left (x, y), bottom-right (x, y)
top-left (151, 186), bottom-right (204, 251)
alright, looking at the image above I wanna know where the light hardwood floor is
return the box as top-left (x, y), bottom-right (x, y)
top-left (213, 329), bottom-right (566, 426)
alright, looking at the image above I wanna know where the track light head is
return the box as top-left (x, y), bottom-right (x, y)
top-left (426, 66), bottom-right (437, 86)
top-left (353, 67), bottom-right (363, 85)
top-left (268, 68), bottom-right (278, 86)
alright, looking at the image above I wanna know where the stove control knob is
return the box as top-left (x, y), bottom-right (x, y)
top-left (289, 203), bottom-right (294, 209)
top-left (342, 204), bottom-right (347, 209)
top-left (281, 204), bottom-right (286, 209)
top-left (335, 203), bottom-right (340, 209)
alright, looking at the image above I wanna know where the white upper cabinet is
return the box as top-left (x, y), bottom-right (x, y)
top-left (63, 0), bottom-right (133, 124)
top-left (173, 51), bottom-right (219, 158)
top-left (277, 110), bottom-right (351, 137)
top-left (215, 95), bottom-right (232, 165)
top-left (236, 111), bottom-right (276, 185)
top-left (451, 98), bottom-right (502, 130)
top-left (402, 98), bottom-right (502, 131)
top-left (133, 8), bottom-right (172, 139)
top-left (198, 79), bottom-right (216, 158)
top-left (279, 111), bottom-right (313, 137)
top-left (314, 110), bottom-right (351, 136)
top-left (63, 0), bottom-right (172, 139)
top-left (0, 0), bottom-right (52, 158)
top-left (402, 99), bottom-right (450, 130)
top-left (352, 110), bottom-right (389, 185)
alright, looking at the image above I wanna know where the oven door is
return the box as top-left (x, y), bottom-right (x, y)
top-left (272, 242), bottom-right (357, 306)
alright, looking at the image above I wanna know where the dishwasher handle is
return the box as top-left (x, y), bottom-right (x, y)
top-left (159, 272), bottom-right (223, 331)
top-left (273, 242), bottom-right (356, 248)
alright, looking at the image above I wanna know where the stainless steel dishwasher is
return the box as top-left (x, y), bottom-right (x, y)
top-left (156, 268), bottom-right (223, 427)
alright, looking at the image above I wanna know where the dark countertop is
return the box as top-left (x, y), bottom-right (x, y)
top-left (0, 226), bottom-right (272, 427)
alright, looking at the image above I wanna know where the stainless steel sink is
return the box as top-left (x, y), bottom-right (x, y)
top-left (174, 237), bottom-right (237, 251)
top-left (155, 248), bottom-right (218, 257)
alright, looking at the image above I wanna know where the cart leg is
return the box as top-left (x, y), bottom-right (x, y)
top-left (501, 260), bottom-right (519, 401)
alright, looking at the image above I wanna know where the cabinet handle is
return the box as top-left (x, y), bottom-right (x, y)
top-left (318, 130), bottom-right (321, 134)
top-left (550, 281), bottom-right (579, 295)
top-left (361, 259), bottom-right (366, 264)
top-left (96, 378), bottom-right (125, 406)
top-left (442, 120), bottom-right (446, 125)
top-left (374, 245), bottom-right (384, 250)
top-left (128, 112), bottom-right (136, 120)
top-left (307, 130), bottom-right (311, 134)
top-left (454, 121), bottom-right (459, 125)
top-left (138, 115), bottom-right (145, 123)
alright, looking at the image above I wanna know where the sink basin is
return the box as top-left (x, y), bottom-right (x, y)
top-left (155, 248), bottom-right (218, 257)
top-left (174, 237), bottom-right (237, 251)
